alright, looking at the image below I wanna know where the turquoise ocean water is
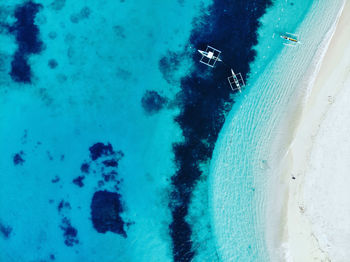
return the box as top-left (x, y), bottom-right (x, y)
top-left (0, 0), bottom-right (345, 261)
top-left (0, 1), bottom-right (209, 261)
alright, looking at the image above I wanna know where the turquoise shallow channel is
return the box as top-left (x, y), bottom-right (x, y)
top-left (0, 0), bottom-right (343, 261)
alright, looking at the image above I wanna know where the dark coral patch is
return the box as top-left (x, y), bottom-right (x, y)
top-left (158, 51), bottom-right (180, 84)
top-left (9, 1), bottom-right (43, 83)
top-left (80, 162), bottom-right (90, 173)
top-left (48, 59), bottom-right (58, 69)
top-left (9, 1), bottom-right (43, 54)
top-left (141, 90), bottom-right (168, 115)
top-left (90, 190), bottom-right (126, 237)
top-left (60, 217), bottom-right (79, 247)
top-left (89, 143), bottom-right (115, 161)
top-left (0, 223), bottom-right (12, 239)
top-left (102, 171), bottom-right (117, 182)
top-left (72, 176), bottom-right (85, 187)
top-left (10, 53), bottom-right (31, 83)
top-left (58, 200), bottom-right (71, 213)
top-left (13, 151), bottom-right (25, 165)
top-left (102, 159), bottom-right (118, 167)
top-left (51, 175), bottom-right (60, 183)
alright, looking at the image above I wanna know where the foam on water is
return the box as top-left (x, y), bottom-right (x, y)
top-left (209, 0), bottom-right (345, 261)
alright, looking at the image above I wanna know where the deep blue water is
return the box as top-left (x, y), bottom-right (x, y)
top-left (0, 0), bottom-right (272, 261)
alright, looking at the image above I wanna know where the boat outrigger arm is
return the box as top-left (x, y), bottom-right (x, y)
top-left (198, 50), bottom-right (222, 62)
top-left (198, 45), bottom-right (222, 67)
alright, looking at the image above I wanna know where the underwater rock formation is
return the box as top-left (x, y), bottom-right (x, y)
top-left (90, 190), bottom-right (126, 238)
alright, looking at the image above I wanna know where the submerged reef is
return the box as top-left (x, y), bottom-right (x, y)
top-left (159, 51), bottom-right (180, 84)
top-left (80, 162), bottom-right (90, 173)
top-left (83, 143), bottom-right (129, 236)
top-left (60, 217), bottom-right (79, 247)
top-left (57, 200), bottom-right (71, 213)
top-left (141, 90), bottom-right (168, 115)
top-left (89, 143), bottom-right (115, 161)
top-left (0, 223), bottom-right (12, 239)
top-left (72, 176), bottom-right (85, 187)
top-left (8, 1), bottom-right (43, 83)
top-left (90, 190), bottom-right (126, 238)
top-left (167, 1), bottom-right (273, 261)
top-left (48, 59), bottom-right (58, 69)
top-left (13, 151), bottom-right (25, 165)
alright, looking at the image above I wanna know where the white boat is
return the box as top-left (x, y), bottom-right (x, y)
top-left (228, 69), bottom-right (245, 92)
top-left (198, 45), bottom-right (222, 67)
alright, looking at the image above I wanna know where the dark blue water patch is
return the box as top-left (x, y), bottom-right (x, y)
top-left (159, 51), bottom-right (180, 84)
top-left (57, 200), bottom-right (71, 213)
top-left (102, 159), bottom-right (118, 167)
top-left (167, 0), bottom-right (273, 261)
top-left (51, 175), bottom-right (60, 183)
top-left (0, 223), bottom-right (12, 239)
top-left (89, 143), bottom-right (115, 161)
top-left (13, 151), bottom-right (25, 165)
top-left (10, 53), bottom-right (31, 83)
top-left (48, 59), bottom-right (58, 69)
top-left (102, 171), bottom-right (118, 182)
top-left (50, 254), bottom-right (55, 260)
top-left (72, 176), bottom-right (85, 187)
top-left (90, 190), bottom-right (126, 238)
top-left (60, 217), bottom-right (79, 247)
top-left (141, 90), bottom-right (168, 115)
top-left (8, 1), bottom-right (43, 83)
top-left (80, 162), bottom-right (90, 173)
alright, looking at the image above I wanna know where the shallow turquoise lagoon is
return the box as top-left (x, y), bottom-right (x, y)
top-left (0, 0), bottom-right (209, 261)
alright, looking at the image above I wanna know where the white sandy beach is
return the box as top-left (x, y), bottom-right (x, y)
top-left (279, 0), bottom-right (350, 261)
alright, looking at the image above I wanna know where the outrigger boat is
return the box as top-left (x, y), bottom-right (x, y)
top-left (197, 45), bottom-right (245, 92)
top-left (227, 69), bottom-right (245, 92)
top-left (280, 32), bottom-right (300, 46)
top-left (198, 45), bottom-right (222, 67)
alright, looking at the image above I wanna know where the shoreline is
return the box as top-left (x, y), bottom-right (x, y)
top-left (209, 0), bottom-right (346, 261)
top-left (276, 0), bottom-right (350, 260)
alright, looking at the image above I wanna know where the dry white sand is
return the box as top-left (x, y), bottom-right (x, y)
top-left (278, 0), bottom-right (350, 261)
